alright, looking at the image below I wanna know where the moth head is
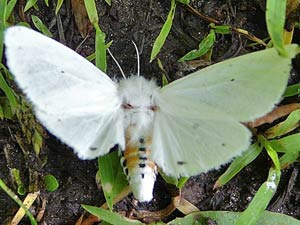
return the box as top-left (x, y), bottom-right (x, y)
top-left (118, 76), bottom-right (159, 110)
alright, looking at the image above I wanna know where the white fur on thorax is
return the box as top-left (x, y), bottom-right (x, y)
top-left (118, 76), bottom-right (159, 142)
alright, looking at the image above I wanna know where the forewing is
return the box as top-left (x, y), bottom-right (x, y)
top-left (161, 45), bottom-right (299, 122)
top-left (5, 26), bottom-right (124, 159)
top-left (151, 101), bottom-right (251, 178)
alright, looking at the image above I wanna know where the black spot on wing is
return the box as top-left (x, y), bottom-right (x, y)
top-left (89, 147), bottom-right (97, 151)
top-left (192, 123), bottom-right (200, 129)
top-left (230, 78), bottom-right (235, 82)
top-left (141, 173), bottom-right (145, 179)
top-left (177, 161), bottom-right (186, 165)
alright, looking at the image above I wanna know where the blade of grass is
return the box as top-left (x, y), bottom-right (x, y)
top-left (234, 136), bottom-right (281, 225)
top-left (172, 211), bottom-right (300, 225)
top-left (98, 151), bottom-right (128, 210)
top-left (82, 205), bottom-right (143, 225)
top-left (234, 167), bottom-right (280, 225)
top-left (266, 0), bottom-right (288, 56)
top-left (55, 0), bottom-right (64, 14)
top-left (150, 0), bottom-right (176, 62)
top-left (268, 133), bottom-right (300, 153)
top-left (283, 83), bottom-right (300, 97)
top-left (24, 0), bottom-right (38, 12)
top-left (265, 109), bottom-right (300, 138)
top-left (178, 30), bottom-right (215, 62)
top-left (0, 179), bottom-right (38, 225)
top-left (95, 25), bottom-right (107, 72)
top-left (31, 15), bottom-right (53, 37)
top-left (11, 168), bottom-right (26, 195)
top-left (215, 143), bottom-right (263, 188)
top-left (84, 0), bottom-right (107, 72)
top-left (5, 0), bottom-right (18, 21)
top-left (0, 0), bottom-right (6, 62)
top-left (0, 70), bottom-right (18, 113)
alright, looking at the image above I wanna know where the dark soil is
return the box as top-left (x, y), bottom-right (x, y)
top-left (1, 0), bottom-right (300, 224)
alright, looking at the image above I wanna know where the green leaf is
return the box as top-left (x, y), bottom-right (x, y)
top-left (157, 58), bottom-right (168, 86)
top-left (44, 174), bottom-right (59, 192)
top-left (44, 0), bottom-right (49, 7)
top-left (178, 30), bottom-right (215, 62)
top-left (95, 25), bottom-right (107, 72)
top-left (234, 167), bottom-right (280, 225)
top-left (266, 0), bottom-right (288, 56)
top-left (32, 129), bottom-right (43, 155)
top-left (84, 0), bottom-right (99, 25)
top-left (98, 151), bottom-right (128, 210)
top-left (262, 136), bottom-right (281, 171)
top-left (0, 179), bottom-right (38, 225)
top-left (279, 151), bottom-right (299, 168)
top-left (268, 133), bottom-right (300, 153)
top-left (104, 0), bottom-right (111, 6)
top-left (150, 0), bottom-right (176, 62)
top-left (2, 97), bottom-right (14, 119)
top-left (0, 70), bottom-right (18, 113)
top-left (215, 143), bottom-right (263, 187)
top-left (283, 83), bottom-right (300, 97)
top-left (168, 211), bottom-right (300, 225)
top-left (0, 105), bottom-right (3, 119)
top-left (55, 0), bottom-right (64, 14)
top-left (24, 0), bottom-right (38, 12)
top-left (0, 0), bottom-right (6, 62)
top-left (160, 170), bottom-right (188, 189)
top-left (6, 0), bottom-right (18, 21)
top-left (210, 24), bottom-right (231, 34)
top-left (31, 15), bottom-right (53, 37)
top-left (265, 109), bottom-right (300, 138)
top-left (82, 205), bottom-right (143, 225)
top-left (11, 168), bottom-right (26, 195)
top-left (176, 0), bottom-right (190, 4)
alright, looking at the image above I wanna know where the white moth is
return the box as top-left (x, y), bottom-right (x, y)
top-left (4, 26), bottom-right (298, 202)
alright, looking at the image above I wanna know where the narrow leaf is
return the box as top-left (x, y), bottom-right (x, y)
top-left (266, 0), bottom-right (288, 56)
top-left (98, 151), bottom-right (128, 210)
top-left (215, 143), bottom-right (263, 188)
top-left (55, 0), bottom-right (64, 14)
top-left (24, 0), bottom-right (38, 12)
top-left (150, 0), bottom-right (176, 62)
top-left (31, 15), bottom-right (53, 37)
top-left (265, 109), bottom-right (300, 138)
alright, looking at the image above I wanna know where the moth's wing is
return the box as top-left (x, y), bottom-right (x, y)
top-left (5, 26), bottom-right (124, 159)
top-left (160, 45), bottom-right (299, 122)
top-left (152, 46), bottom-right (298, 177)
top-left (152, 99), bottom-right (251, 177)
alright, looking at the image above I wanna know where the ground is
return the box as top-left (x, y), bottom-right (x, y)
top-left (0, 0), bottom-right (300, 224)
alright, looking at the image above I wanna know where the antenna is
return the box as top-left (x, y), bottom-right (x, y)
top-left (132, 41), bottom-right (140, 77)
top-left (107, 48), bottom-right (126, 79)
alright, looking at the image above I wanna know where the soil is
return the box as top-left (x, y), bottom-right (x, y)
top-left (1, 0), bottom-right (300, 224)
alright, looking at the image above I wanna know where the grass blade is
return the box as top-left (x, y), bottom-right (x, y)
top-left (98, 151), bottom-right (128, 210)
top-left (215, 143), bottom-right (263, 188)
top-left (150, 0), bottom-right (176, 62)
top-left (31, 15), bottom-right (53, 37)
top-left (266, 0), bottom-right (288, 56)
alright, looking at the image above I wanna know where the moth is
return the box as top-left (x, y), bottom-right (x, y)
top-left (4, 26), bottom-right (298, 201)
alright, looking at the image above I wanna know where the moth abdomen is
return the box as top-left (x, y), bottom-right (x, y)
top-left (120, 136), bottom-right (157, 202)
